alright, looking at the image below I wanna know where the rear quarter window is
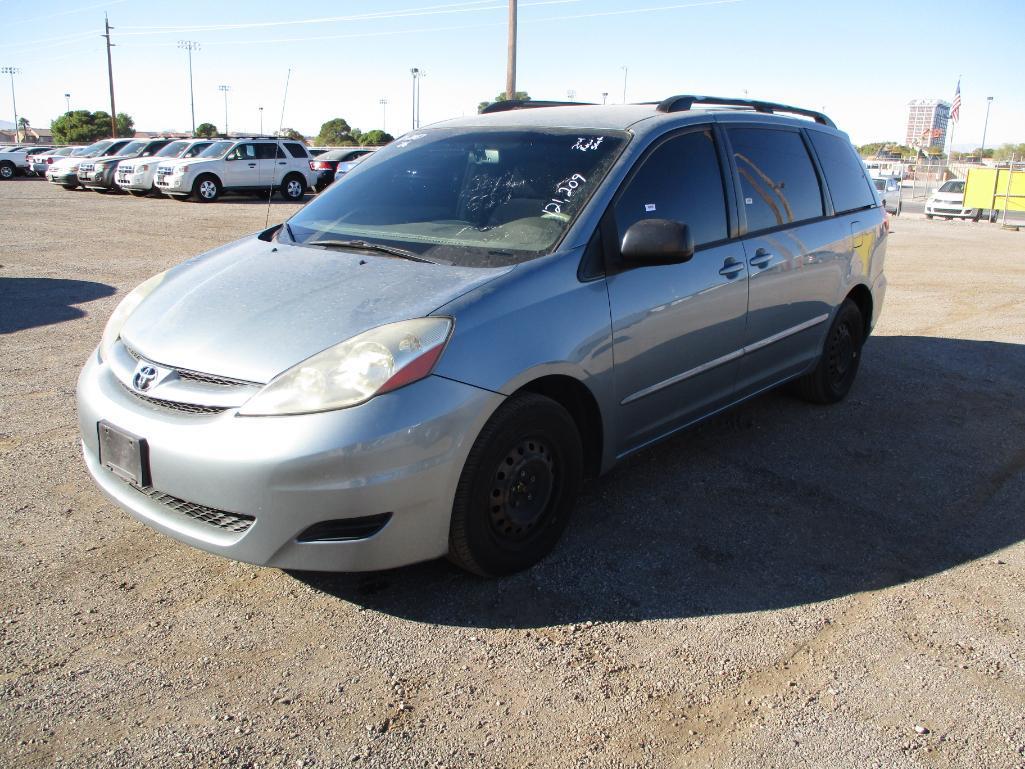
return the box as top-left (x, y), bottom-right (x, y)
top-left (284, 143), bottom-right (309, 158)
top-left (808, 131), bottom-right (876, 214)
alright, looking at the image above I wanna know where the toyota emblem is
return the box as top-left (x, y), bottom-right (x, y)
top-left (133, 364), bottom-right (159, 392)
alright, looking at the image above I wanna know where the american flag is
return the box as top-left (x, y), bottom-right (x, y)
top-left (950, 80), bottom-right (961, 123)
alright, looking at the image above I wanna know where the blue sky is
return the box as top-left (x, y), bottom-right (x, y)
top-left (1, 0), bottom-right (1022, 147)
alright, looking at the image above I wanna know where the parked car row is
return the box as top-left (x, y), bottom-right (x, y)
top-left (0, 144), bottom-right (58, 178)
top-left (36, 137), bottom-right (375, 201)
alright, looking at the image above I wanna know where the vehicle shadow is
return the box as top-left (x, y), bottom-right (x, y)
top-left (0, 277), bottom-right (116, 334)
top-left (293, 335), bottom-right (1025, 628)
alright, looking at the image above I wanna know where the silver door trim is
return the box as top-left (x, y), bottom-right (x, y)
top-left (620, 313), bottom-right (830, 405)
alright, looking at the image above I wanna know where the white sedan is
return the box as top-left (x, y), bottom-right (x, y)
top-left (925, 180), bottom-right (979, 221)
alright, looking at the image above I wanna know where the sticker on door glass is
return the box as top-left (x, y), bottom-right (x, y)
top-left (745, 197), bottom-right (754, 205)
top-left (645, 203), bottom-right (657, 212)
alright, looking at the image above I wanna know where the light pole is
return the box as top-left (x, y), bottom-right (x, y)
top-left (379, 98), bottom-right (388, 132)
top-left (178, 40), bottom-right (200, 136)
top-left (258, 106), bottom-right (263, 134)
top-left (620, 66), bottom-right (628, 104)
top-left (410, 68), bottom-right (425, 130)
top-left (601, 92), bottom-right (608, 105)
top-left (218, 84), bottom-right (230, 136)
top-left (2, 66), bottom-right (21, 141)
top-left (64, 92), bottom-right (71, 113)
top-left (981, 96), bottom-right (994, 155)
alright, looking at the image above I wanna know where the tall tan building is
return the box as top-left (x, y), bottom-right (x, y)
top-left (905, 99), bottom-right (950, 149)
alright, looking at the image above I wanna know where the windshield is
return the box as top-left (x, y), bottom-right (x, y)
top-left (287, 128), bottom-right (627, 267)
top-left (183, 141), bottom-right (212, 157)
top-left (117, 141), bottom-right (147, 156)
top-left (198, 140), bottom-right (233, 158)
top-left (55, 147), bottom-right (76, 156)
top-left (938, 180), bottom-right (964, 194)
top-left (157, 141), bottom-right (189, 157)
top-left (81, 140), bottom-right (113, 157)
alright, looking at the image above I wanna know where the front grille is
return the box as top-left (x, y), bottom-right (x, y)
top-left (123, 386), bottom-right (228, 415)
top-left (124, 344), bottom-right (257, 388)
top-left (138, 487), bottom-right (254, 533)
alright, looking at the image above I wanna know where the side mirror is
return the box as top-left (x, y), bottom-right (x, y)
top-left (620, 219), bottom-right (695, 265)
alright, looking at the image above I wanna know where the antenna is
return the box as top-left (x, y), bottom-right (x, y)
top-left (266, 69), bottom-right (294, 229)
top-left (278, 67), bottom-right (291, 133)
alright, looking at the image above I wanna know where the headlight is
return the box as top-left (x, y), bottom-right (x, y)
top-left (175, 165), bottom-right (189, 174)
top-left (238, 318), bottom-right (453, 416)
top-left (98, 271), bottom-right (168, 362)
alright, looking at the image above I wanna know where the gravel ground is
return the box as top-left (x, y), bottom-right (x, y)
top-left (2, 179), bottom-right (1024, 769)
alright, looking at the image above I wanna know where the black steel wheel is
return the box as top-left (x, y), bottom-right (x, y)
top-left (449, 393), bottom-right (582, 576)
top-left (794, 300), bottom-right (864, 404)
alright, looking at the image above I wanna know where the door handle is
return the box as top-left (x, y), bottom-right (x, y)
top-left (278, 161), bottom-right (287, 165)
top-left (718, 258), bottom-right (745, 278)
top-left (749, 248), bottom-right (773, 269)
top-left (248, 163), bottom-right (256, 168)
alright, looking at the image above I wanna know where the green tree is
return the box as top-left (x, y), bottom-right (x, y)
top-left (195, 122), bottom-right (218, 138)
top-left (315, 118), bottom-right (355, 146)
top-left (116, 112), bottom-right (135, 138)
top-left (51, 110), bottom-right (109, 143)
top-left (993, 143), bottom-right (1025, 161)
top-left (359, 129), bottom-right (394, 146)
top-left (277, 128), bottom-right (305, 142)
top-left (478, 91), bottom-right (530, 113)
top-left (971, 147), bottom-right (995, 159)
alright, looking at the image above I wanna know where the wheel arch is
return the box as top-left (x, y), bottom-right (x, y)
top-left (844, 283), bottom-right (873, 339)
top-left (514, 374), bottom-right (604, 480)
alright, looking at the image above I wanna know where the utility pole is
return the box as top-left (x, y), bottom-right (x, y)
top-left (0, 67), bottom-right (19, 141)
top-left (219, 84), bottom-right (230, 136)
top-left (178, 41), bottom-right (200, 136)
top-left (102, 15), bottom-right (117, 138)
top-left (258, 106), bottom-right (263, 134)
top-left (379, 98), bottom-right (388, 132)
top-left (981, 96), bottom-right (994, 154)
top-left (506, 0), bottom-right (517, 100)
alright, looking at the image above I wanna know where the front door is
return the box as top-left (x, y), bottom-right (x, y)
top-left (224, 142), bottom-right (262, 188)
top-left (607, 128), bottom-right (749, 455)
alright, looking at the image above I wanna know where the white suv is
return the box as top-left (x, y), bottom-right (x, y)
top-left (116, 139), bottom-right (214, 196)
top-left (154, 137), bottom-right (317, 202)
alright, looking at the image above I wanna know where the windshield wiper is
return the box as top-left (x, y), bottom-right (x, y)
top-left (306, 238), bottom-right (435, 264)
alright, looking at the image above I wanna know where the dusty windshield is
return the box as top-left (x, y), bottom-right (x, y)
top-left (157, 141), bottom-right (189, 157)
top-left (938, 180), bottom-right (964, 194)
top-left (198, 141), bottom-right (233, 158)
top-left (286, 128), bottom-right (627, 267)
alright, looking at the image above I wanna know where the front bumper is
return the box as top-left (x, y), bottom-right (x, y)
top-left (48, 170), bottom-right (78, 185)
top-left (82, 168), bottom-right (118, 190)
top-left (77, 352), bottom-right (502, 571)
top-left (116, 169), bottom-right (156, 192)
top-left (925, 203), bottom-right (975, 218)
top-left (154, 173), bottom-right (190, 193)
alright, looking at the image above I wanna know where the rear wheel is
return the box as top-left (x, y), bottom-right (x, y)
top-left (448, 393), bottom-right (583, 577)
top-left (192, 175), bottom-right (220, 202)
top-left (794, 300), bottom-right (864, 405)
top-left (280, 174), bottom-right (306, 201)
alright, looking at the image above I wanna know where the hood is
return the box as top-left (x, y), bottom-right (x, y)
top-left (929, 191), bottom-right (964, 203)
top-left (121, 236), bottom-right (512, 383)
top-left (51, 156), bottom-right (83, 171)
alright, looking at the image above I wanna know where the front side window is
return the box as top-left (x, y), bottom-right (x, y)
top-left (156, 141), bottom-right (189, 157)
top-left (286, 128), bottom-right (627, 267)
top-left (183, 142), bottom-right (212, 158)
top-left (614, 128), bottom-right (728, 248)
top-left (727, 127), bottom-right (824, 233)
top-left (808, 131), bottom-right (875, 214)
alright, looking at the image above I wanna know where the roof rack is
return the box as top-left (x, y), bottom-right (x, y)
top-left (654, 95), bottom-right (835, 128)
top-left (480, 99), bottom-right (596, 114)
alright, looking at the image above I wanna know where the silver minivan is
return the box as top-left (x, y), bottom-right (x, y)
top-left (78, 96), bottom-right (887, 576)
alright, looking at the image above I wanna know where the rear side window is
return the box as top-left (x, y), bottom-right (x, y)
top-left (808, 131), bottom-right (875, 214)
top-left (615, 129), bottom-right (728, 248)
top-left (727, 127), bottom-right (823, 233)
top-left (284, 142), bottom-right (308, 158)
top-left (254, 143), bottom-right (277, 160)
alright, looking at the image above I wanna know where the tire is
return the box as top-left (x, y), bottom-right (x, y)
top-left (925, 214), bottom-right (933, 220)
top-left (971, 209), bottom-right (982, 222)
top-left (448, 393), bottom-right (583, 577)
top-left (895, 201), bottom-right (902, 217)
top-left (128, 190), bottom-right (149, 197)
top-left (280, 174), bottom-right (306, 201)
top-left (170, 194), bottom-right (189, 202)
top-left (0, 161), bottom-right (14, 180)
top-left (61, 184), bottom-right (78, 191)
top-left (989, 209), bottom-right (999, 223)
top-left (192, 174), bottom-right (220, 202)
top-left (794, 300), bottom-right (864, 405)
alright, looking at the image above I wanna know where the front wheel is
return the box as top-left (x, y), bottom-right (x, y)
top-left (448, 393), bottom-right (583, 577)
top-left (0, 161), bottom-right (14, 180)
top-left (925, 214), bottom-right (934, 220)
top-left (128, 190), bottom-right (149, 197)
top-left (793, 300), bottom-right (864, 405)
top-left (61, 183), bottom-right (78, 191)
top-left (192, 175), bottom-right (220, 202)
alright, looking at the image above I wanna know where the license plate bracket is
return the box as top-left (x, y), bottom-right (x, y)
top-left (97, 421), bottom-right (150, 487)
